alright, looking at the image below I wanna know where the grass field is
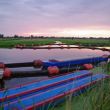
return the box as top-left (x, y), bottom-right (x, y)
top-left (0, 38), bottom-right (110, 48)
top-left (59, 38), bottom-right (110, 46)
top-left (0, 38), bottom-right (55, 48)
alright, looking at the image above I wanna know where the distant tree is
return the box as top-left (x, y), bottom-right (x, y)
top-left (0, 34), bottom-right (4, 38)
top-left (90, 37), bottom-right (94, 39)
top-left (14, 35), bottom-right (19, 38)
top-left (30, 35), bottom-right (34, 38)
top-left (39, 36), bottom-right (44, 38)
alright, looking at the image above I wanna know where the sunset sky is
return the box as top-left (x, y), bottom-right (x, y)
top-left (0, 0), bottom-right (110, 37)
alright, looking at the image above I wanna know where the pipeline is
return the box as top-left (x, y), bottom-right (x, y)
top-left (0, 64), bottom-right (94, 79)
top-left (0, 55), bottom-right (109, 69)
top-left (15, 46), bottom-right (80, 49)
top-left (0, 60), bottom-right (43, 68)
top-left (0, 63), bottom-right (93, 88)
top-left (43, 55), bottom-right (109, 68)
top-left (15, 44), bottom-right (110, 52)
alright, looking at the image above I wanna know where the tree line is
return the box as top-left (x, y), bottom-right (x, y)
top-left (0, 33), bottom-right (110, 40)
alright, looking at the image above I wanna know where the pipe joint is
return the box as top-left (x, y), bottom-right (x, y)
top-left (0, 69), bottom-right (4, 79)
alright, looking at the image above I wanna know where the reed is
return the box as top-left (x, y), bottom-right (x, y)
top-left (49, 63), bottom-right (110, 110)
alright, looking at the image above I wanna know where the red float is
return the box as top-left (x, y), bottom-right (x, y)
top-left (3, 68), bottom-right (12, 78)
top-left (48, 66), bottom-right (59, 76)
top-left (83, 64), bottom-right (93, 70)
top-left (33, 60), bottom-right (43, 68)
top-left (0, 62), bottom-right (5, 69)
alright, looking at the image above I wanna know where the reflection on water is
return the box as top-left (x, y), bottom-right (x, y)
top-left (39, 44), bottom-right (79, 48)
top-left (97, 47), bottom-right (110, 49)
top-left (0, 48), bottom-right (109, 88)
top-left (0, 48), bottom-right (109, 63)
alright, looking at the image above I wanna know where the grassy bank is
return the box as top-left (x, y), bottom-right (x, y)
top-left (51, 79), bottom-right (110, 110)
top-left (0, 38), bottom-right (110, 48)
top-left (48, 64), bottom-right (110, 110)
top-left (59, 38), bottom-right (110, 46)
top-left (0, 38), bottom-right (55, 48)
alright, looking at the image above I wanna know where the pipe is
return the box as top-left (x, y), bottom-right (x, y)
top-left (0, 60), bottom-right (43, 68)
top-left (2, 64), bottom-right (93, 79)
top-left (0, 55), bottom-right (109, 69)
top-left (5, 62), bottom-right (33, 68)
top-left (42, 56), bottom-right (109, 68)
top-left (0, 78), bottom-right (4, 88)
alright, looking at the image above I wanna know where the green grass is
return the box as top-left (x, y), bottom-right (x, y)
top-left (0, 38), bottom-right (55, 48)
top-left (51, 79), bottom-right (110, 110)
top-left (48, 64), bottom-right (110, 110)
top-left (0, 38), bottom-right (110, 48)
top-left (59, 38), bottom-right (110, 46)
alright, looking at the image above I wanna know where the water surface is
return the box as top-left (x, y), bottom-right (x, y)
top-left (0, 48), bottom-right (109, 88)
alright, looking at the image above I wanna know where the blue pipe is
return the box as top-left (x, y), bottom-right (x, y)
top-left (43, 56), bottom-right (108, 68)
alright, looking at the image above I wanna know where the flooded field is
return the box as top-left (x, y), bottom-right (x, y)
top-left (0, 48), bottom-right (109, 88)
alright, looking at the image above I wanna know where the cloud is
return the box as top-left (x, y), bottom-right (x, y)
top-left (0, 0), bottom-right (110, 36)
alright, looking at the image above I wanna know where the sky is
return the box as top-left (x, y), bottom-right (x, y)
top-left (0, 0), bottom-right (110, 37)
